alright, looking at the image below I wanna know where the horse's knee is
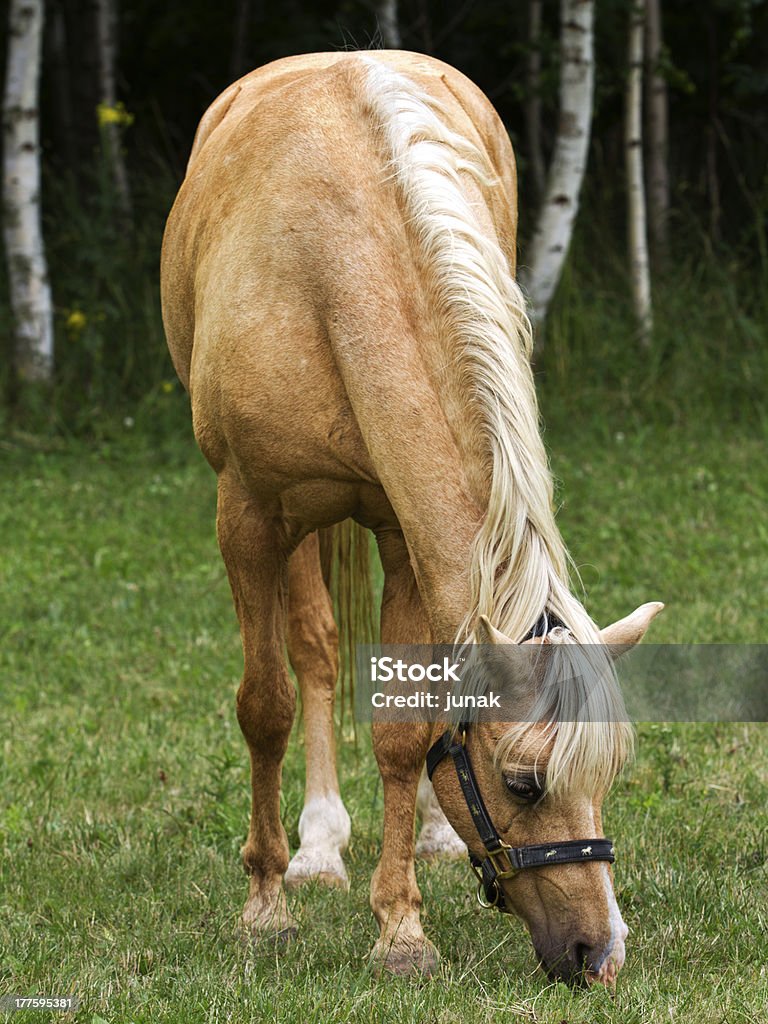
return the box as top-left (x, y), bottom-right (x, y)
top-left (236, 670), bottom-right (296, 751)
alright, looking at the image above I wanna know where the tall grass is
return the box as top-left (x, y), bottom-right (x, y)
top-left (537, 216), bottom-right (767, 435)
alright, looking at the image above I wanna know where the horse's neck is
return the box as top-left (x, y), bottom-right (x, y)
top-left (326, 313), bottom-right (480, 640)
top-left (418, 324), bottom-right (494, 512)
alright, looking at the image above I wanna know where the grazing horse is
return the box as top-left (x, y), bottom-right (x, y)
top-left (161, 50), bottom-right (662, 985)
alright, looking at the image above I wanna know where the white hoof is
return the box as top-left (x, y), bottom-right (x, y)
top-left (284, 794), bottom-right (351, 890)
top-left (284, 847), bottom-right (349, 890)
top-left (415, 821), bottom-right (467, 861)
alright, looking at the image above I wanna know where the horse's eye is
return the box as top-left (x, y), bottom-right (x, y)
top-left (504, 776), bottom-right (541, 801)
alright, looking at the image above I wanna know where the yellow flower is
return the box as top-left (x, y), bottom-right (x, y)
top-left (66, 309), bottom-right (87, 333)
top-left (97, 102), bottom-right (134, 128)
top-left (161, 380), bottom-right (174, 394)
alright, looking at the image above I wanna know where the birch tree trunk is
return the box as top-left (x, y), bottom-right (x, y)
top-left (525, 0), bottom-right (545, 202)
top-left (626, 0), bottom-right (653, 344)
top-left (377, 0), bottom-right (401, 48)
top-left (521, 0), bottom-right (595, 332)
top-left (96, 0), bottom-right (131, 219)
top-left (2, 0), bottom-right (54, 382)
top-left (645, 0), bottom-right (669, 259)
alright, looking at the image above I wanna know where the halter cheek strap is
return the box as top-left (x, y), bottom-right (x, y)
top-left (426, 723), bottom-right (616, 912)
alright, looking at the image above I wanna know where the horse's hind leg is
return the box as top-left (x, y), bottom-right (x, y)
top-left (415, 770), bottom-right (467, 861)
top-left (284, 532), bottom-right (350, 891)
top-left (216, 472), bottom-right (297, 941)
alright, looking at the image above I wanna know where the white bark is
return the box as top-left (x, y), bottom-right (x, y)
top-left (521, 0), bottom-right (595, 329)
top-left (626, 0), bottom-right (653, 344)
top-left (2, 0), bottom-right (54, 381)
top-left (96, 0), bottom-right (131, 218)
top-left (525, 0), bottom-right (545, 201)
top-left (377, 0), bottom-right (401, 49)
top-left (645, 0), bottom-right (669, 257)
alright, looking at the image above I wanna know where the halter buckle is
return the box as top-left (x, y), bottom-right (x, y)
top-left (470, 848), bottom-right (517, 912)
top-left (485, 843), bottom-right (518, 880)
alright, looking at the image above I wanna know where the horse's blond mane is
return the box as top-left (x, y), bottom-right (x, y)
top-left (361, 57), bottom-right (632, 795)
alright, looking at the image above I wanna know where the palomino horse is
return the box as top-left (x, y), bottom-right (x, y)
top-left (161, 50), bottom-right (662, 984)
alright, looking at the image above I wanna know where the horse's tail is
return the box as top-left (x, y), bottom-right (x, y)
top-left (319, 520), bottom-right (377, 724)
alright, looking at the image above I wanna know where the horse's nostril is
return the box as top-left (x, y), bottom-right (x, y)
top-left (537, 939), bottom-right (613, 986)
top-left (537, 944), bottom-right (587, 986)
top-left (572, 942), bottom-right (591, 971)
top-left (573, 940), bottom-right (615, 981)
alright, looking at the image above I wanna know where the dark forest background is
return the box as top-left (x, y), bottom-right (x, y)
top-left (1, 0), bottom-right (767, 434)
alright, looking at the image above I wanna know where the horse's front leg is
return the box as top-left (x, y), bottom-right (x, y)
top-left (371, 720), bottom-right (437, 975)
top-left (370, 531), bottom-right (438, 975)
top-left (217, 471), bottom-right (297, 942)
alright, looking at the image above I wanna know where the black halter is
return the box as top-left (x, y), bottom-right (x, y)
top-left (425, 611), bottom-right (615, 912)
top-left (425, 614), bottom-right (617, 910)
top-left (426, 725), bottom-right (615, 912)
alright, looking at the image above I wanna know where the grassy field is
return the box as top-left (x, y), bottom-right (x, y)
top-left (1, 412), bottom-right (766, 1023)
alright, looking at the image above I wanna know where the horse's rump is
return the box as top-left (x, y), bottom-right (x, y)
top-left (161, 51), bottom-right (522, 618)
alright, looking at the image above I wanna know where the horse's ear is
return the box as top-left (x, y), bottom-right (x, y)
top-left (474, 615), bottom-right (534, 693)
top-left (600, 602), bottom-right (664, 657)
top-left (476, 614), bottom-right (513, 645)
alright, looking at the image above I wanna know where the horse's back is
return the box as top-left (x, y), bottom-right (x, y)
top-left (185, 51), bottom-right (513, 177)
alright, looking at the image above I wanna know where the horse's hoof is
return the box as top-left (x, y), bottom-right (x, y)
top-left (371, 939), bottom-right (440, 977)
top-left (263, 925), bottom-right (298, 945)
top-left (239, 885), bottom-right (297, 947)
top-left (284, 850), bottom-right (350, 891)
top-left (284, 869), bottom-right (349, 891)
top-left (238, 921), bottom-right (298, 948)
top-left (415, 824), bottom-right (467, 862)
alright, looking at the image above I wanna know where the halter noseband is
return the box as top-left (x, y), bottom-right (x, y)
top-left (425, 724), bottom-right (615, 912)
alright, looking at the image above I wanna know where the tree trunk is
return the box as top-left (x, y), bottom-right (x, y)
top-left (521, 0), bottom-right (595, 333)
top-left (47, 0), bottom-right (77, 175)
top-left (626, 0), bottom-right (653, 344)
top-left (645, 0), bottom-right (669, 259)
top-left (525, 0), bottom-right (545, 202)
top-left (96, 0), bottom-right (131, 219)
top-left (706, 13), bottom-right (721, 246)
top-left (62, 0), bottom-right (100, 176)
top-left (230, 0), bottom-right (252, 81)
top-left (2, 0), bottom-right (54, 382)
top-left (377, 0), bottom-right (401, 49)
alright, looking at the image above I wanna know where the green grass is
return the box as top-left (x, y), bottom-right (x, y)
top-left (1, 415), bottom-right (766, 1023)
